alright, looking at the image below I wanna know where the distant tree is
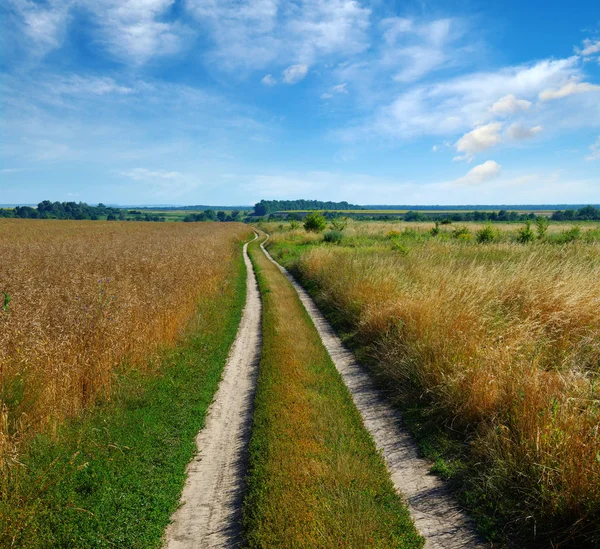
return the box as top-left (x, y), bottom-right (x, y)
top-left (216, 211), bottom-right (227, 222)
top-left (204, 209), bottom-right (217, 221)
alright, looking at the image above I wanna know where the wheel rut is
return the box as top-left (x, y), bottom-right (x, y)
top-left (164, 235), bottom-right (262, 549)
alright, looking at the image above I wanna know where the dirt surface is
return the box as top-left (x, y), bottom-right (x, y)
top-left (164, 236), bottom-right (261, 549)
top-left (261, 237), bottom-right (487, 549)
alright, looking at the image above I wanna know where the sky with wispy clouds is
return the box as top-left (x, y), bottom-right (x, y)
top-left (1, 0), bottom-right (599, 205)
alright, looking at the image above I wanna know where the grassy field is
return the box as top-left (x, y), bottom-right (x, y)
top-left (0, 219), bottom-right (252, 546)
top-left (244, 235), bottom-right (423, 549)
top-left (263, 220), bottom-right (600, 547)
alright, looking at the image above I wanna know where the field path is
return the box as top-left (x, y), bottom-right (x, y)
top-left (260, 236), bottom-right (487, 549)
top-left (164, 235), bottom-right (262, 549)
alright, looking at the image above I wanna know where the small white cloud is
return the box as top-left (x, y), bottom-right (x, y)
top-left (120, 168), bottom-right (184, 181)
top-left (455, 122), bottom-right (503, 157)
top-left (321, 82), bottom-right (348, 99)
top-left (539, 81), bottom-right (600, 101)
top-left (454, 160), bottom-right (502, 186)
top-left (51, 75), bottom-right (134, 96)
top-left (432, 145), bottom-right (438, 152)
top-left (586, 136), bottom-right (600, 161)
top-left (490, 94), bottom-right (531, 115)
top-left (261, 74), bottom-right (277, 86)
top-left (576, 39), bottom-right (600, 57)
top-left (282, 64), bottom-right (308, 84)
top-left (507, 124), bottom-right (543, 140)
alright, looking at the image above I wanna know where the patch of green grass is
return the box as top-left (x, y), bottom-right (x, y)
top-left (1, 242), bottom-right (248, 549)
top-left (244, 235), bottom-right (423, 549)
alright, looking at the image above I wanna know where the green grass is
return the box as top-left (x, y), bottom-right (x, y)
top-left (243, 235), bottom-right (423, 549)
top-left (0, 242), bottom-right (248, 548)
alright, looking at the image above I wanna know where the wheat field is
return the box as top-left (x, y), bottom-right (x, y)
top-left (0, 219), bottom-right (251, 462)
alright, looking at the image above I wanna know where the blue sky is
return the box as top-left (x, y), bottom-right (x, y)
top-left (1, 0), bottom-right (599, 206)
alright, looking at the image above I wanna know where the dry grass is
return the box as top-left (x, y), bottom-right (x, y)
top-left (0, 219), bottom-right (251, 461)
top-left (267, 225), bottom-right (600, 545)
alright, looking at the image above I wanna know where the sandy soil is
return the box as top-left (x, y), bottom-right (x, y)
top-left (164, 236), bottom-right (262, 549)
top-left (261, 237), bottom-right (488, 549)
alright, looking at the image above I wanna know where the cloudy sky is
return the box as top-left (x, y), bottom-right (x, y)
top-left (1, 0), bottom-right (599, 205)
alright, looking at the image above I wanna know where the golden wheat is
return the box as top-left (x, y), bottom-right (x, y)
top-left (0, 219), bottom-right (251, 459)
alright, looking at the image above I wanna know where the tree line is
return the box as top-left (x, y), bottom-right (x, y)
top-left (253, 199), bottom-right (363, 216)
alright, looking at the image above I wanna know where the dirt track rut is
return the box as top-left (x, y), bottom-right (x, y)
top-left (164, 236), bottom-right (261, 549)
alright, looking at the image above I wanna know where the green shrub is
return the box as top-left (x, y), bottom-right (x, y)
top-left (323, 230), bottom-right (344, 244)
top-left (453, 226), bottom-right (472, 240)
top-left (476, 224), bottom-right (498, 243)
top-left (430, 222), bottom-right (441, 237)
top-left (330, 217), bottom-right (349, 232)
top-left (558, 226), bottom-right (582, 243)
top-left (535, 216), bottom-right (550, 239)
top-left (391, 240), bottom-right (409, 255)
top-left (516, 221), bottom-right (535, 243)
top-left (303, 212), bottom-right (327, 233)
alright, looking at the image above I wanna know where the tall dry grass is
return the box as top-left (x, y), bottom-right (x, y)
top-left (0, 219), bottom-right (251, 462)
top-left (281, 234), bottom-right (600, 544)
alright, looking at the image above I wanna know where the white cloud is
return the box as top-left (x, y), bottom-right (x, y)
top-left (356, 57), bottom-right (588, 142)
top-left (282, 64), bottom-right (308, 84)
top-left (186, 0), bottom-right (371, 73)
top-left (261, 74), bottom-right (277, 86)
top-left (9, 0), bottom-right (187, 64)
top-left (454, 160), bottom-right (502, 186)
top-left (321, 82), bottom-right (348, 99)
top-left (432, 145), bottom-right (438, 152)
top-left (576, 38), bottom-right (600, 57)
top-left (539, 81), bottom-right (600, 101)
top-left (455, 122), bottom-right (503, 156)
top-left (379, 17), bottom-right (466, 83)
top-left (490, 94), bottom-right (531, 115)
top-left (118, 168), bottom-right (201, 196)
top-left (49, 75), bottom-right (134, 95)
top-left (507, 124), bottom-right (542, 140)
top-left (586, 136), bottom-right (600, 161)
top-left (80, 0), bottom-right (184, 65)
top-left (9, 0), bottom-right (70, 55)
top-left (120, 168), bottom-right (183, 181)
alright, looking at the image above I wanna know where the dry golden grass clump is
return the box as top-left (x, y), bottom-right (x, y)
top-left (284, 234), bottom-right (600, 542)
top-left (0, 219), bottom-right (251, 458)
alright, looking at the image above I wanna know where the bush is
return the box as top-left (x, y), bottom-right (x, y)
top-left (391, 240), bottom-right (409, 255)
top-left (516, 221), bottom-right (535, 243)
top-left (304, 212), bottom-right (327, 233)
top-left (324, 230), bottom-right (344, 244)
top-left (535, 216), bottom-right (550, 239)
top-left (558, 226), bottom-right (582, 243)
top-left (476, 224), bottom-right (498, 243)
top-left (453, 226), bottom-right (472, 240)
top-left (289, 220), bottom-right (300, 230)
top-left (430, 222), bottom-right (440, 237)
top-left (330, 217), bottom-right (349, 232)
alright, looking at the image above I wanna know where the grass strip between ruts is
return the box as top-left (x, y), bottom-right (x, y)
top-left (243, 234), bottom-right (423, 549)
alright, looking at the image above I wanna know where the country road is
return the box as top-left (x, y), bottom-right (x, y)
top-left (165, 232), bottom-right (484, 549)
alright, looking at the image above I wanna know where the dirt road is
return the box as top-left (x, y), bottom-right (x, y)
top-left (164, 236), bottom-right (261, 549)
top-left (261, 237), bottom-right (486, 549)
